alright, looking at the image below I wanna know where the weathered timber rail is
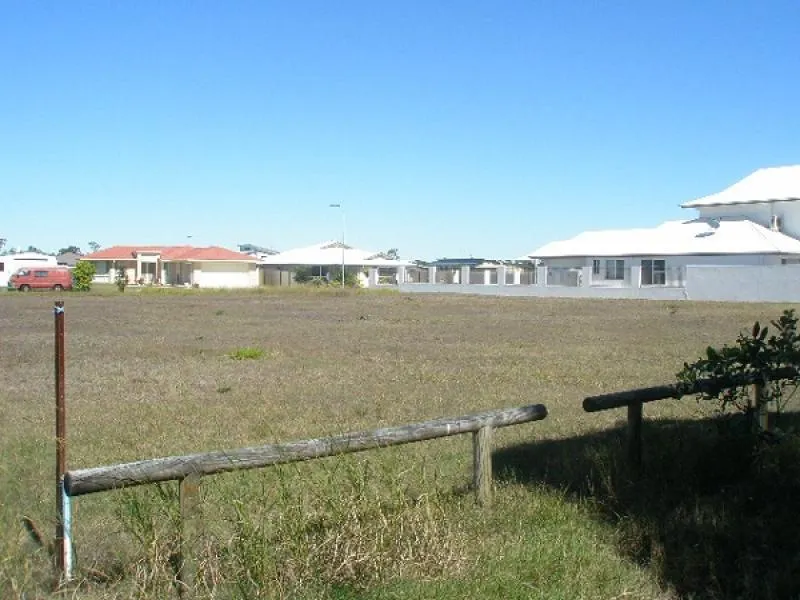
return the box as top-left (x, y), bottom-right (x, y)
top-left (65, 403), bottom-right (547, 596)
top-left (583, 366), bottom-right (798, 470)
top-left (66, 403), bottom-right (547, 496)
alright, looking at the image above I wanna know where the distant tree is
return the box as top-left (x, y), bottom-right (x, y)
top-left (385, 248), bottom-right (400, 260)
top-left (57, 245), bottom-right (82, 255)
top-left (0, 238), bottom-right (6, 253)
top-left (72, 261), bottom-right (96, 292)
top-left (88, 241), bottom-right (101, 253)
top-left (26, 245), bottom-right (45, 254)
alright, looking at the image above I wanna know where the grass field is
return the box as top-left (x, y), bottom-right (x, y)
top-left (2, 289), bottom-right (799, 599)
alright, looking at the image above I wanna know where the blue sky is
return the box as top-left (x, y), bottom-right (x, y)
top-left (1, 1), bottom-right (798, 259)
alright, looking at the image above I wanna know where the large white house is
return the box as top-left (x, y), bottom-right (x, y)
top-left (525, 165), bottom-right (800, 289)
top-left (682, 165), bottom-right (800, 236)
top-left (260, 241), bottom-right (414, 287)
top-left (400, 165), bottom-right (800, 302)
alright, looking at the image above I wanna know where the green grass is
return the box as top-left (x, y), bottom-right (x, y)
top-left (228, 347), bottom-right (266, 360)
top-left (1, 291), bottom-right (799, 599)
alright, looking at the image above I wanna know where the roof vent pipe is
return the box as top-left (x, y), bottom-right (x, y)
top-left (771, 215), bottom-right (782, 232)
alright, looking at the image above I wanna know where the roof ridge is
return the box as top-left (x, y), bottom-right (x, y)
top-left (746, 219), bottom-right (788, 253)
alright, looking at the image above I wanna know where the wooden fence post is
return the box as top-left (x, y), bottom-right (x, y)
top-left (627, 402), bottom-right (643, 474)
top-left (752, 382), bottom-right (772, 433)
top-left (178, 474), bottom-right (202, 597)
top-left (473, 426), bottom-right (493, 506)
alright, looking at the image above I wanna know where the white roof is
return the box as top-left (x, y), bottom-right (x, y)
top-left (261, 241), bottom-right (415, 267)
top-left (682, 165), bottom-right (800, 207)
top-left (2, 252), bottom-right (57, 262)
top-left (527, 219), bottom-right (800, 258)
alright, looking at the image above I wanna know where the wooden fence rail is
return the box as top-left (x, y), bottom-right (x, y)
top-left (583, 366), bottom-right (798, 470)
top-left (66, 403), bottom-right (547, 496)
top-left (65, 403), bottom-right (547, 596)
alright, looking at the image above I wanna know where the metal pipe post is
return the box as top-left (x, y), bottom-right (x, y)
top-left (54, 301), bottom-right (72, 581)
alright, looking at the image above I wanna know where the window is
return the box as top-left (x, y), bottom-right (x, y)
top-left (0, 262), bottom-right (4, 272)
top-left (641, 259), bottom-right (666, 285)
top-left (605, 259), bottom-right (625, 280)
top-left (34, 270), bottom-right (49, 278)
top-left (592, 259), bottom-right (600, 275)
top-left (95, 261), bottom-right (109, 275)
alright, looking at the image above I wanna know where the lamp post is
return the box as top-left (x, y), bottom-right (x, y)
top-left (329, 204), bottom-right (345, 288)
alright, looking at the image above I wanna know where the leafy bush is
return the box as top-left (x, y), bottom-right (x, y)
top-left (677, 309), bottom-right (800, 424)
top-left (326, 267), bottom-right (361, 288)
top-left (72, 260), bottom-right (95, 291)
top-left (115, 267), bottom-right (128, 292)
top-left (294, 266), bottom-right (361, 287)
top-left (293, 266), bottom-right (317, 284)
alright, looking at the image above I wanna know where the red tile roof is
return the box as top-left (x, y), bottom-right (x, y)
top-left (82, 245), bottom-right (257, 262)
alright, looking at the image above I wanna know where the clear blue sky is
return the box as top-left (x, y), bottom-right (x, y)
top-left (1, 1), bottom-right (798, 259)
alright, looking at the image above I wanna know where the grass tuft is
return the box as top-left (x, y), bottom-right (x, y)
top-left (229, 347), bottom-right (266, 360)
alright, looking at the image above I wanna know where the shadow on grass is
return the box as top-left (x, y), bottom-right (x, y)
top-left (494, 412), bottom-right (800, 600)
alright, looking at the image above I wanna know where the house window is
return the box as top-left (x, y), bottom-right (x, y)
top-left (95, 261), bottom-right (109, 275)
top-left (592, 260), bottom-right (600, 276)
top-left (605, 259), bottom-right (625, 280)
top-left (641, 259), bottom-right (666, 285)
top-left (0, 262), bottom-right (4, 272)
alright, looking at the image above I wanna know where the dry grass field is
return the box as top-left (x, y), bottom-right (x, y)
top-left (2, 288), bottom-right (799, 599)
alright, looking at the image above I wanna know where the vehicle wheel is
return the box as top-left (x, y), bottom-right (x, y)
top-left (19, 285), bottom-right (31, 292)
top-left (53, 284), bottom-right (63, 291)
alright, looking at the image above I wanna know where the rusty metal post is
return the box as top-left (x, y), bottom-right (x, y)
top-left (54, 301), bottom-right (72, 582)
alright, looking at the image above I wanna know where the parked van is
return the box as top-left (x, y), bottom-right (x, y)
top-left (8, 267), bottom-right (73, 291)
top-left (0, 252), bottom-right (58, 287)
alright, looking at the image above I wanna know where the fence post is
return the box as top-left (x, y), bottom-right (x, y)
top-left (752, 381), bottom-right (772, 433)
top-left (54, 301), bottom-right (73, 583)
top-left (178, 473), bottom-right (202, 597)
top-left (627, 402), bottom-right (643, 474)
top-left (473, 426), bottom-right (493, 506)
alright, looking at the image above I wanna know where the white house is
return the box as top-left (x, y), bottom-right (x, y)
top-left (526, 165), bottom-right (800, 289)
top-left (261, 241), bottom-right (414, 287)
top-left (81, 245), bottom-right (260, 288)
top-left (0, 252), bottom-right (58, 287)
top-left (682, 165), bottom-right (800, 236)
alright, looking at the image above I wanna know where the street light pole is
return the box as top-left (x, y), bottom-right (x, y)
top-left (329, 204), bottom-right (345, 288)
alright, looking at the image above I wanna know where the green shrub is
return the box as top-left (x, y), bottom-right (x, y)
top-left (294, 266), bottom-right (361, 287)
top-left (327, 267), bottom-right (361, 288)
top-left (72, 260), bottom-right (96, 291)
top-left (677, 309), bottom-right (800, 427)
top-left (293, 266), bottom-right (317, 284)
top-left (115, 267), bottom-right (128, 292)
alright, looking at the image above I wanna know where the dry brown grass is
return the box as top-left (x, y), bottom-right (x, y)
top-left (1, 290), bottom-right (795, 598)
